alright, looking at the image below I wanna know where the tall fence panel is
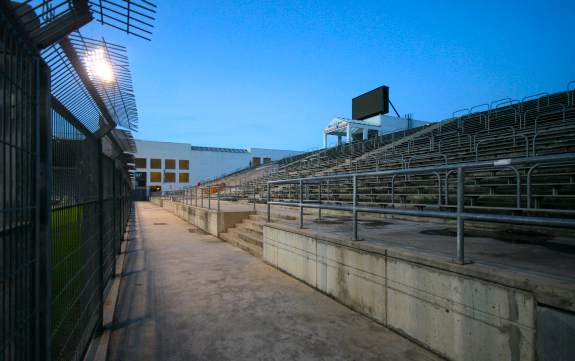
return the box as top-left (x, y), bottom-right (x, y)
top-left (2, 4), bottom-right (138, 361)
top-left (0, 10), bottom-right (45, 361)
top-left (50, 109), bottom-right (102, 361)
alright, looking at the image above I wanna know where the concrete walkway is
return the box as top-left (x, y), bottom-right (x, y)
top-left (108, 202), bottom-right (442, 361)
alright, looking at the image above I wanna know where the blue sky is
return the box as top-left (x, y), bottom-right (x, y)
top-left (83, 0), bottom-right (575, 151)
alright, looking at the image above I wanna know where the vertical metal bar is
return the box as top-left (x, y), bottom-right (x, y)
top-left (299, 180), bottom-right (303, 228)
top-left (217, 186), bottom-right (220, 213)
top-left (456, 167), bottom-right (465, 264)
top-left (112, 166), bottom-right (117, 263)
top-left (208, 184), bottom-right (211, 209)
top-left (201, 187), bottom-right (203, 208)
top-left (353, 175), bottom-right (358, 240)
top-left (253, 185), bottom-right (256, 212)
top-left (267, 183), bottom-right (271, 222)
top-left (36, 60), bottom-right (52, 361)
top-left (97, 139), bottom-right (104, 326)
top-left (318, 181), bottom-right (322, 220)
top-left (195, 187), bottom-right (197, 207)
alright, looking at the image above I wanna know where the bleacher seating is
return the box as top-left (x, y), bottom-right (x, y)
top-left (194, 85), bottom-right (575, 220)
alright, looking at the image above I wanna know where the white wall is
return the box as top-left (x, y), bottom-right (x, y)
top-left (133, 140), bottom-right (302, 191)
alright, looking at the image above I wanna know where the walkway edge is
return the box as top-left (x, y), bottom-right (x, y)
top-left (82, 235), bottom-right (130, 361)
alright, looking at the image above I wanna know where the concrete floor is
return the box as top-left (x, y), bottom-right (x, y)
top-left (108, 202), bottom-right (443, 361)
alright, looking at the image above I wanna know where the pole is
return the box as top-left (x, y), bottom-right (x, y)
top-left (353, 175), bottom-right (358, 240)
top-left (253, 185), bottom-right (256, 212)
top-left (456, 167), bottom-right (465, 264)
top-left (267, 183), bottom-right (271, 222)
top-left (217, 185), bottom-right (220, 213)
top-left (318, 182), bottom-right (322, 220)
top-left (208, 185), bottom-right (211, 209)
top-left (299, 180), bottom-right (304, 228)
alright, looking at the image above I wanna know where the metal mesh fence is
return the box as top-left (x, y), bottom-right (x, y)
top-left (0, 10), bottom-right (40, 361)
top-left (1, 5), bottom-right (136, 361)
top-left (50, 108), bottom-right (102, 361)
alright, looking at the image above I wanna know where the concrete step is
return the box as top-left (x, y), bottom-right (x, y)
top-left (230, 227), bottom-right (263, 245)
top-left (234, 222), bottom-right (263, 237)
top-left (239, 220), bottom-right (265, 233)
top-left (219, 231), bottom-right (262, 258)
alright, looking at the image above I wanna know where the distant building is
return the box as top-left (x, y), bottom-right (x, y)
top-left (323, 114), bottom-right (429, 147)
top-left (133, 139), bottom-right (302, 192)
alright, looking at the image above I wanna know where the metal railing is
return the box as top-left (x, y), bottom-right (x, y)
top-left (267, 153), bottom-right (575, 264)
top-left (163, 184), bottom-right (259, 213)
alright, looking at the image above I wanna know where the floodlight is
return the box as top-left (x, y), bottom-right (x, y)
top-left (84, 48), bottom-right (115, 83)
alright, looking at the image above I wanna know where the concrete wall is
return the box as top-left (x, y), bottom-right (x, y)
top-left (263, 225), bottom-right (536, 361)
top-left (537, 306), bottom-right (575, 361)
top-left (156, 199), bottom-right (252, 236)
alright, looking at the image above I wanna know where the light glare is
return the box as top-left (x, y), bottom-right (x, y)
top-left (85, 48), bottom-right (115, 83)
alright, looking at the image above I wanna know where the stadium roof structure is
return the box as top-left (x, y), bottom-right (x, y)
top-left (190, 146), bottom-right (250, 153)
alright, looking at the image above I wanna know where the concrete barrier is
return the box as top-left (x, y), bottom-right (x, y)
top-left (263, 224), bottom-right (537, 361)
top-left (152, 199), bottom-right (252, 237)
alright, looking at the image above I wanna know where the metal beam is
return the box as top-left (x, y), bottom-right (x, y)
top-left (32, 1), bottom-right (92, 49)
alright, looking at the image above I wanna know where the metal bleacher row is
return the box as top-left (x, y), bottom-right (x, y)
top-left (174, 84), bottom-right (575, 220)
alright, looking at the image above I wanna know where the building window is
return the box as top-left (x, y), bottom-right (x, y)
top-left (179, 173), bottom-right (189, 183)
top-left (135, 172), bottom-right (147, 187)
top-left (135, 158), bottom-right (147, 168)
top-left (263, 157), bottom-right (271, 164)
top-left (179, 159), bottom-right (189, 170)
top-left (165, 159), bottom-right (176, 169)
top-left (164, 172), bottom-right (176, 183)
top-left (150, 172), bottom-right (161, 182)
top-left (150, 159), bottom-right (161, 169)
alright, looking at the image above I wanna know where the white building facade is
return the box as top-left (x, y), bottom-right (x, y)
top-left (132, 139), bottom-right (302, 192)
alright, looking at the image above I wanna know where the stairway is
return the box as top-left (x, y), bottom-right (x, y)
top-left (219, 211), bottom-right (297, 257)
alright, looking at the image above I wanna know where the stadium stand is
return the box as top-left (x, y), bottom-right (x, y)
top-left (166, 85), bottom-right (575, 257)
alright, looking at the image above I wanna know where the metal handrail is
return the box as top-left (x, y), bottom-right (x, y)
top-left (568, 81), bottom-right (575, 107)
top-left (521, 92), bottom-right (550, 112)
top-left (490, 98), bottom-right (513, 109)
top-left (475, 133), bottom-right (529, 160)
top-left (266, 153), bottom-right (575, 264)
top-left (532, 123), bottom-right (575, 156)
top-left (527, 162), bottom-right (575, 208)
top-left (521, 104), bottom-right (566, 130)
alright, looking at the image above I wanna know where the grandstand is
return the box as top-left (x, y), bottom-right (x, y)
top-left (163, 83), bottom-right (575, 260)
top-left (154, 83), bottom-right (575, 361)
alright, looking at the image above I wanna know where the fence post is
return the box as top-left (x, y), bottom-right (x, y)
top-left (112, 166), bottom-right (118, 271)
top-left (201, 187), bottom-right (204, 208)
top-left (318, 182), bottom-right (322, 220)
top-left (253, 185), bottom-right (256, 212)
top-left (456, 167), bottom-right (465, 264)
top-left (195, 187), bottom-right (198, 207)
top-left (36, 60), bottom-right (52, 361)
top-left (208, 185), bottom-right (211, 209)
top-left (353, 175), bottom-right (358, 241)
top-left (217, 186), bottom-right (220, 213)
top-left (97, 139), bottom-right (105, 327)
top-left (267, 183), bottom-right (271, 222)
top-left (299, 180), bottom-right (304, 228)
